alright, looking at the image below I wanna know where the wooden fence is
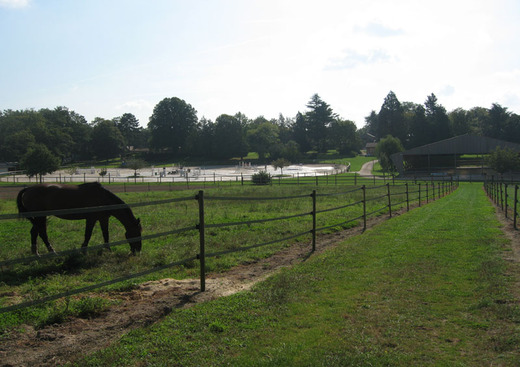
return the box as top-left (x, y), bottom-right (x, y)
top-left (484, 180), bottom-right (520, 229)
top-left (0, 180), bottom-right (458, 314)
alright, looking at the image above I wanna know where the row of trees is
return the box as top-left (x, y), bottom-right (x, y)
top-left (362, 91), bottom-right (520, 149)
top-left (0, 94), bottom-right (362, 166)
top-left (1, 92), bottom-right (519, 169)
top-left (0, 107), bottom-right (146, 163)
top-left (147, 94), bottom-right (362, 161)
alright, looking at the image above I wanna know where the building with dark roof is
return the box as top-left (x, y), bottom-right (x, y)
top-left (390, 134), bottom-right (520, 179)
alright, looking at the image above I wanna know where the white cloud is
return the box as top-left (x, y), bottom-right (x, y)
top-left (0, 0), bottom-right (30, 8)
top-left (354, 22), bottom-right (405, 38)
top-left (325, 49), bottom-right (393, 70)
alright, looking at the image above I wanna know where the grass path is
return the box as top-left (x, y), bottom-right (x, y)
top-left (77, 183), bottom-right (520, 366)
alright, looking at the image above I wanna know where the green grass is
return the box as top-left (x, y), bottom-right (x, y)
top-left (73, 183), bottom-right (520, 366)
top-left (1, 181), bottom-right (439, 333)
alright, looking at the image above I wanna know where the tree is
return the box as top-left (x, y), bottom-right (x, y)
top-left (115, 113), bottom-right (143, 148)
top-left (327, 119), bottom-right (361, 155)
top-left (148, 97), bottom-right (198, 155)
top-left (483, 103), bottom-right (511, 140)
top-left (424, 93), bottom-right (452, 142)
top-left (363, 110), bottom-right (378, 139)
top-left (305, 94), bottom-right (336, 152)
top-left (271, 158), bottom-right (291, 176)
top-left (20, 144), bottom-right (60, 182)
top-left (213, 114), bottom-right (248, 159)
top-left (126, 158), bottom-right (147, 177)
top-left (449, 108), bottom-right (472, 136)
top-left (375, 135), bottom-right (404, 172)
top-left (292, 112), bottom-right (311, 153)
top-left (407, 104), bottom-right (429, 148)
top-left (268, 141), bottom-right (301, 162)
top-left (247, 121), bottom-right (280, 161)
top-left (486, 147), bottom-right (520, 174)
top-left (40, 106), bottom-right (90, 161)
top-left (91, 119), bottom-right (125, 160)
top-left (377, 91), bottom-right (406, 143)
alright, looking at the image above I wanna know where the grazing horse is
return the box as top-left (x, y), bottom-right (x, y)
top-left (16, 182), bottom-right (142, 255)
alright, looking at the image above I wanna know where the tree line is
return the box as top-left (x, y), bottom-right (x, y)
top-left (1, 92), bottom-right (519, 169)
top-left (361, 91), bottom-right (520, 149)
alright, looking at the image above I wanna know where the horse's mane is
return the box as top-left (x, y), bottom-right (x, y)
top-left (81, 182), bottom-right (138, 222)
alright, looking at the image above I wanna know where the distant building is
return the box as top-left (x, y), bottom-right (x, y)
top-left (0, 162), bottom-right (19, 174)
top-left (390, 134), bottom-right (520, 179)
top-left (365, 142), bottom-right (377, 156)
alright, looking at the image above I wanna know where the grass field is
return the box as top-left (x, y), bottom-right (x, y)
top-left (0, 180), bottom-right (441, 333)
top-left (72, 183), bottom-right (520, 366)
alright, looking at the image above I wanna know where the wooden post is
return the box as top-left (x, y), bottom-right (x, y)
top-left (311, 190), bottom-right (317, 252)
top-left (514, 185), bottom-right (518, 230)
top-left (406, 183), bottom-right (410, 211)
top-left (505, 184), bottom-right (509, 218)
top-left (387, 183), bottom-right (392, 218)
top-left (418, 183), bottom-right (421, 207)
top-left (196, 190), bottom-right (206, 292)
top-left (500, 183), bottom-right (504, 211)
top-left (362, 185), bottom-right (367, 231)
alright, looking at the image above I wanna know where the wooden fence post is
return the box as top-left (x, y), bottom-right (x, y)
top-left (196, 190), bottom-right (206, 292)
top-left (406, 183), bottom-right (410, 211)
top-left (362, 185), bottom-right (367, 231)
top-left (515, 185), bottom-right (518, 230)
top-left (387, 183), bottom-right (392, 218)
top-left (500, 183), bottom-right (504, 211)
top-left (418, 183), bottom-right (422, 207)
top-left (505, 184), bottom-right (509, 218)
top-left (311, 190), bottom-right (317, 252)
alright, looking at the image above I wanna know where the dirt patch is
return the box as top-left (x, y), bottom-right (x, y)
top-left (0, 207), bottom-right (400, 367)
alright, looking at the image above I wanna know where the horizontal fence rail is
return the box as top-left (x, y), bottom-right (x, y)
top-left (0, 180), bottom-right (458, 314)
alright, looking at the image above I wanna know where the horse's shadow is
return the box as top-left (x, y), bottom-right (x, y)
top-left (0, 251), bottom-right (129, 286)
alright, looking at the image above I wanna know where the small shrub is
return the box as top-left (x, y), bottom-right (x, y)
top-left (252, 171), bottom-right (272, 185)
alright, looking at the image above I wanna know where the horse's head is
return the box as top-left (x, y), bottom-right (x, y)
top-left (125, 218), bottom-right (142, 254)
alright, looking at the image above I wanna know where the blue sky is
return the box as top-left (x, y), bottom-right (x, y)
top-left (1, 0), bottom-right (519, 128)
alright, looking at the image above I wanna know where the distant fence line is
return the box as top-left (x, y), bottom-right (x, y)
top-left (484, 180), bottom-right (520, 230)
top-left (0, 180), bottom-right (458, 314)
top-left (0, 170), bottom-right (458, 195)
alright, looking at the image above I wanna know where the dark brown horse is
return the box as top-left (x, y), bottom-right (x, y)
top-left (17, 182), bottom-right (142, 255)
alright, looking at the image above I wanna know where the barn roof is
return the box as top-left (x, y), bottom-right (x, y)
top-left (390, 134), bottom-right (520, 174)
top-left (400, 134), bottom-right (520, 156)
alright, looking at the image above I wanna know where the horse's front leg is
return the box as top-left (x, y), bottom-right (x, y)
top-left (82, 217), bottom-right (97, 253)
top-left (99, 216), bottom-right (111, 251)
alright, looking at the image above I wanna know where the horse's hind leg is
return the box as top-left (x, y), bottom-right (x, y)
top-left (81, 217), bottom-right (97, 253)
top-left (30, 223), bottom-right (39, 255)
top-left (35, 217), bottom-right (56, 254)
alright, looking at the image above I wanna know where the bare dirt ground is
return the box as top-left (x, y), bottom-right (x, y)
top-left (1, 208), bottom-right (397, 367)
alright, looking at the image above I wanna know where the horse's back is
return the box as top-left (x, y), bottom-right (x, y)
top-left (18, 183), bottom-right (113, 213)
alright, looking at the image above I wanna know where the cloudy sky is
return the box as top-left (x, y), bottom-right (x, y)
top-left (1, 0), bottom-right (519, 128)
